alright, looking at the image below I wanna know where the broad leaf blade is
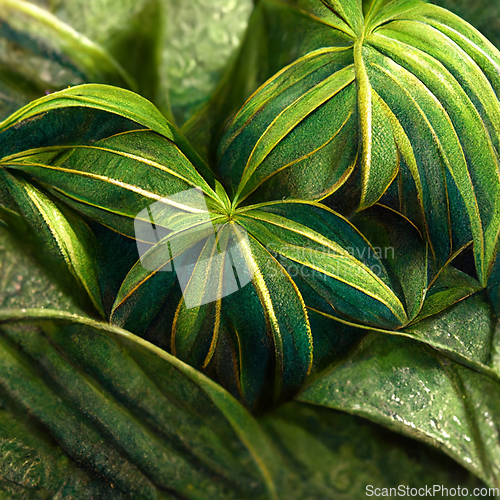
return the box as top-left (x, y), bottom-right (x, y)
top-left (0, 310), bottom-right (282, 499)
top-left (300, 331), bottom-right (500, 488)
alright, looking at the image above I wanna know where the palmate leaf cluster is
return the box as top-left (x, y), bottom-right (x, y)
top-left (1, 0), bottom-right (500, 497)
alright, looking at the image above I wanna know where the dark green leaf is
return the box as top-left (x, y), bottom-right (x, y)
top-left (351, 204), bottom-right (428, 320)
top-left (113, 200), bottom-right (408, 410)
top-left (300, 331), bottom-right (500, 488)
top-left (182, 0), bottom-right (354, 166)
top-left (0, 169), bottom-right (104, 316)
top-left (259, 401), bottom-right (484, 499)
top-left (214, 0), bottom-right (500, 286)
top-left (0, 309), bottom-right (282, 499)
top-left (0, 85), bottom-right (220, 237)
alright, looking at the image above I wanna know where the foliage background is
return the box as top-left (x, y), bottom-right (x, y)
top-left (1, 0), bottom-right (499, 497)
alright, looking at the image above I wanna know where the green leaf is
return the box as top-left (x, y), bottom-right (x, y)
top-left (0, 169), bottom-right (104, 316)
top-left (1, 222), bottom-right (483, 498)
top-left (182, 0), bottom-right (354, 166)
top-left (300, 331), bottom-right (500, 488)
top-left (0, 309), bottom-right (282, 499)
top-left (431, 0), bottom-right (500, 52)
top-left (0, 224), bottom-right (82, 312)
top-left (236, 201), bottom-right (408, 328)
top-left (0, 0), bottom-right (134, 120)
top-left (215, 0), bottom-right (500, 286)
top-left (351, 204), bottom-right (428, 320)
top-left (259, 401), bottom-right (484, 499)
top-left (0, 389), bottom-right (125, 498)
top-left (0, 85), bottom-right (219, 237)
top-left (413, 263), bottom-right (482, 323)
top-left (112, 200), bottom-right (409, 410)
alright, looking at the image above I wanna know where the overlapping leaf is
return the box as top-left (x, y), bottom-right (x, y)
top-left (300, 319), bottom-right (500, 488)
top-left (0, 169), bottom-right (103, 316)
top-left (212, 0), bottom-right (500, 287)
top-left (0, 86), bottom-right (411, 410)
top-left (0, 84), bottom-right (219, 236)
top-left (0, 0), bottom-right (135, 120)
top-left (112, 199), bottom-right (408, 410)
top-left (0, 226), bottom-right (484, 498)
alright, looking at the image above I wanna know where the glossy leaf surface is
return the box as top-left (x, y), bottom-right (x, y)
top-left (0, 224), bottom-right (483, 498)
top-left (0, 87), bottom-right (410, 410)
top-left (301, 325), bottom-right (500, 488)
top-left (112, 200), bottom-right (408, 410)
top-left (215, 0), bottom-right (500, 286)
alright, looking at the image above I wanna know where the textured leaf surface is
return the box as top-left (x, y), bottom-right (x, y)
top-left (0, 309), bottom-right (281, 500)
top-left (0, 0), bottom-right (133, 120)
top-left (301, 311), bottom-right (500, 488)
top-left (112, 200), bottom-right (408, 410)
top-left (0, 222), bottom-right (484, 499)
top-left (260, 401), bottom-right (484, 499)
top-left (0, 169), bottom-right (103, 315)
top-left (213, 0), bottom-right (500, 286)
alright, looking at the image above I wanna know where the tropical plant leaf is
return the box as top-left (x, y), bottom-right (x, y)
top-left (213, 0), bottom-right (500, 287)
top-left (351, 204), bottom-right (428, 320)
top-left (309, 234), bottom-right (496, 379)
top-left (0, 309), bottom-right (282, 499)
top-left (0, 387), bottom-right (126, 499)
top-left (112, 199), bottom-right (409, 410)
top-left (0, 223), bottom-right (82, 312)
top-left (0, 229), bottom-right (485, 498)
top-left (0, 87), bottom-right (415, 411)
top-left (0, 169), bottom-right (104, 316)
top-left (42, 0), bottom-right (168, 113)
top-left (0, 84), bottom-right (219, 238)
top-left (259, 401), bottom-right (484, 499)
top-left (431, 0), bottom-right (500, 52)
top-left (182, 0), bottom-right (355, 165)
top-left (300, 325), bottom-right (500, 488)
top-left (0, 0), bottom-right (134, 120)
